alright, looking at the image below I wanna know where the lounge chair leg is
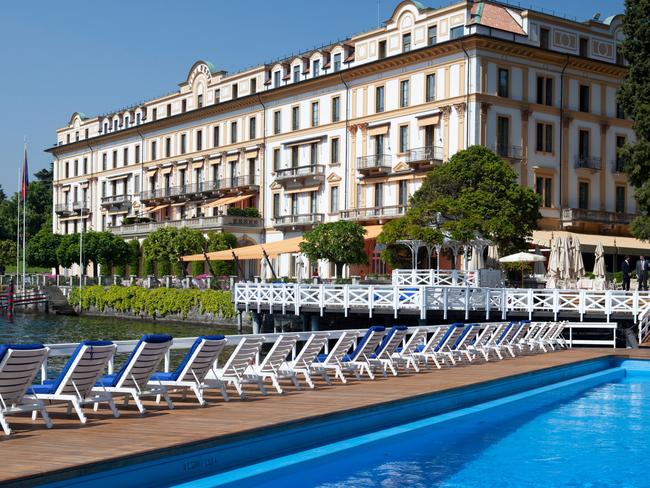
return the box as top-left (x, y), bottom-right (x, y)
top-left (220, 382), bottom-right (230, 402)
top-left (66, 402), bottom-right (73, 416)
top-left (304, 372), bottom-right (315, 389)
top-left (322, 371), bottom-right (332, 385)
top-left (108, 398), bottom-right (120, 418)
top-left (192, 385), bottom-right (206, 406)
top-left (1, 413), bottom-right (12, 436)
top-left (72, 399), bottom-right (87, 424)
top-left (291, 375), bottom-right (301, 391)
top-left (366, 365), bottom-right (375, 381)
top-left (336, 367), bottom-right (347, 384)
top-left (155, 394), bottom-right (161, 404)
top-left (93, 402), bottom-right (99, 412)
top-left (258, 381), bottom-right (269, 396)
top-left (132, 395), bottom-right (146, 415)
top-left (271, 376), bottom-right (283, 395)
top-left (32, 410), bottom-right (38, 420)
top-left (40, 405), bottom-right (53, 429)
top-left (162, 390), bottom-right (174, 410)
top-left (234, 382), bottom-right (245, 400)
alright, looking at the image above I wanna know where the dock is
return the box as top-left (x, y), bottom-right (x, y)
top-left (2, 348), bottom-right (649, 486)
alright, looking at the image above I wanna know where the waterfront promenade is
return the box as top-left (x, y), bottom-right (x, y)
top-left (2, 348), bottom-right (649, 486)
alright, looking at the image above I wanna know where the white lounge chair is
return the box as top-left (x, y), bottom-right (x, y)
top-left (412, 325), bottom-right (453, 369)
top-left (448, 324), bottom-right (481, 362)
top-left (417, 324), bottom-right (467, 367)
top-left (0, 343), bottom-right (52, 436)
top-left (339, 326), bottom-right (387, 380)
top-left (32, 340), bottom-right (119, 423)
top-left (486, 321), bottom-right (521, 359)
top-left (94, 334), bottom-right (174, 414)
top-left (368, 325), bottom-right (409, 376)
top-left (391, 328), bottom-right (427, 372)
top-left (252, 334), bottom-right (301, 394)
top-left (279, 333), bottom-right (331, 388)
top-left (311, 332), bottom-right (358, 384)
top-left (150, 335), bottom-right (229, 405)
top-left (207, 336), bottom-right (267, 399)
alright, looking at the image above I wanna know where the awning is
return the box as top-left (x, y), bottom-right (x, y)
top-left (145, 204), bottom-right (169, 213)
top-left (146, 168), bottom-right (158, 177)
top-left (171, 202), bottom-right (186, 207)
top-left (226, 154), bottom-right (239, 163)
top-left (531, 230), bottom-right (650, 254)
top-left (283, 136), bottom-right (326, 147)
top-left (182, 224), bottom-right (383, 262)
top-left (192, 161), bottom-right (204, 169)
top-left (417, 114), bottom-right (441, 127)
top-left (160, 167), bottom-right (173, 175)
top-left (107, 173), bottom-right (130, 181)
top-left (285, 185), bottom-right (320, 195)
top-left (368, 124), bottom-right (390, 137)
top-left (107, 210), bottom-right (128, 215)
top-left (201, 194), bottom-right (253, 209)
top-left (80, 181), bottom-right (89, 188)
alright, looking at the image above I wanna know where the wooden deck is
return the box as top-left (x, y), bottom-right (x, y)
top-left (3, 348), bottom-right (650, 485)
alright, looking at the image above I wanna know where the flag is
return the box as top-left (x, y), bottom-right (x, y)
top-left (21, 147), bottom-right (29, 201)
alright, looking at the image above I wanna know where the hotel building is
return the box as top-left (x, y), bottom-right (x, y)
top-left (48, 0), bottom-right (637, 278)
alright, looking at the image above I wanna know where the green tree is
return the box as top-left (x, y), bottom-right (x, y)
top-left (0, 240), bottom-right (17, 270)
top-left (299, 221), bottom-right (368, 278)
top-left (56, 233), bottom-right (79, 269)
top-left (380, 146), bottom-right (540, 260)
top-left (26, 227), bottom-right (62, 271)
top-left (206, 231), bottom-right (237, 276)
top-left (127, 240), bottom-right (140, 276)
top-left (619, 0), bottom-right (650, 239)
top-left (142, 227), bottom-right (205, 276)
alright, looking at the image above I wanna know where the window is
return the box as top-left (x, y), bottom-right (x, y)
top-left (214, 89), bottom-right (220, 103)
top-left (402, 33), bottom-right (411, 53)
top-left (579, 130), bottom-right (590, 159)
top-left (374, 183), bottom-right (384, 208)
top-left (311, 101), bottom-right (319, 127)
top-left (616, 46), bottom-right (626, 66)
top-left (616, 136), bottom-right (626, 172)
top-left (213, 126), bottom-right (220, 147)
top-left (378, 40), bottom-right (387, 59)
top-left (450, 26), bottom-right (464, 39)
top-left (211, 163), bottom-right (219, 182)
top-left (182, 99), bottom-right (187, 113)
top-left (73, 159), bottom-right (78, 177)
top-left (399, 79), bottom-right (410, 108)
top-left (273, 148), bottom-right (280, 171)
top-left (196, 130), bottom-right (203, 151)
top-left (496, 116), bottom-right (509, 156)
top-left (399, 125), bottom-right (409, 153)
top-left (331, 138), bottom-right (340, 164)
top-left (166, 104), bottom-right (172, 117)
top-left (330, 186), bottom-right (339, 213)
top-left (102, 181), bottom-right (106, 197)
top-left (273, 193), bottom-right (280, 218)
top-left (428, 26), bottom-right (437, 46)
top-left (135, 145), bottom-right (140, 164)
top-left (310, 143), bottom-right (318, 164)
top-left (134, 175), bottom-right (140, 194)
top-left (535, 176), bottom-right (553, 208)
top-left (312, 59), bottom-right (320, 76)
top-left (66, 134), bottom-right (70, 144)
top-left (230, 121), bottom-right (237, 143)
top-left (535, 123), bottom-right (553, 153)
top-left (274, 110), bottom-right (281, 134)
top-left (374, 134), bottom-right (384, 156)
top-left (579, 85), bottom-right (590, 112)
top-left (615, 186), bottom-right (626, 213)
top-left (375, 86), bottom-right (385, 113)
top-left (197, 94), bottom-right (203, 108)
top-left (83, 157), bottom-right (88, 174)
top-left (85, 128), bottom-right (89, 139)
top-left (293, 65), bottom-right (300, 83)
top-left (102, 153), bottom-right (107, 171)
top-left (249, 117), bottom-right (256, 139)
top-left (578, 181), bottom-right (589, 209)
top-left (579, 37), bottom-right (589, 57)
top-left (310, 191), bottom-right (318, 214)
top-left (123, 147), bottom-right (128, 166)
top-left (113, 120), bottom-right (118, 131)
top-left (181, 134), bottom-right (187, 154)
top-left (291, 146), bottom-right (299, 167)
top-left (232, 83), bottom-right (238, 99)
top-left (165, 137), bottom-right (172, 158)
top-left (332, 96), bottom-right (340, 122)
top-left (75, 131), bottom-right (79, 142)
top-left (616, 102), bottom-right (625, 119)
top-left (250, 78), bottom-right (257, 94)
top-left (292, 106), bottom-right (300, 130)
top-left (333, 53), bottom-right (341, 72)
top-left (426, 73), bottom-right (436, 102)
top-left (273, 70), bottom-right (281, 88)
top-left (112, 150), bottom-right (117, 168)
top-left (498, 68), bottom-right (509, 97)
top-left (536, 76), bottom-right (553, 105)
top-left (540, 28), bottom-right (550, 49)
top-left (152, 108), bottom-right (157, 121)
top-left (151, 141), bottom-right (157, 161)
top-left (399, 180), bottom-right (408, 207)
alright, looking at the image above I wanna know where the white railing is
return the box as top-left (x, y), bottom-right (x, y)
top-left (638, 308), bottom-right (650, 344)
top-left (565, 322), bottom-right (617, 348)
top-left (235, 283), bottom-right (650, 323)
top-left (392, 269), bottom-right (479, 287)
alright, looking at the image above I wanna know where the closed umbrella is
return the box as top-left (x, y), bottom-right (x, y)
top-left (571, 237), bottom-right (585, 279)
top-left (547, 238), bottom-right (560, 279)
top-left (487, 244), bottom-right (500, 269)
top-left (593, 242), bottom-right (606, 278)
top-left (499, 252), bottom-right (546, 287)
top-left (558, 237), bottom-right (573, 282)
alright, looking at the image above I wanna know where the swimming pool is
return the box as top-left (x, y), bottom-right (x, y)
top-left (43, 358), bottom-right (650, 488)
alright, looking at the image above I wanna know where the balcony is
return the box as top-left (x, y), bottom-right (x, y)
top-left (109, 214), bottom-right (263, 238)
top-left (357, 154), bottom-right (393, 176)
top-left (575, 156), bottom-right (601, 171)
top-left (273, 213), bottom-right (324, 229)
top-left (274, 165), bottom-right (325, 189)
top-left (561, 208), bottom-right (634, 228)
top-left (340, 205), bottom-right (407, 222)
top-left (55, 203), bottom-right (72, 217)
top-left (72, 201), bottom-right (90, 214)
top-left (101, 194), bottom-right (132, 210)
top-left (140, 176), bottom-right (260, 204)
top-left (612, 158), bottom-right (626, 174)
top-left (405, 146), bottom-right (443, 170)
top-left (492, 144), bottom-right (523, 160)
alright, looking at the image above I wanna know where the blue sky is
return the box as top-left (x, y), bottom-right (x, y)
top-left (0, 0), bottom-right (624, 193)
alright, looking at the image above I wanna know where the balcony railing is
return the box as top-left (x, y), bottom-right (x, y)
top-left (340, 205), bottom-right (407, 220)
top-left (101, 195), bottom-right (132, 208)
top-left (612, 158), bottom-right (626, 173)
top-left (575, 156), bottom-right (601, 170)
top-left (405, 146), bottom-right (443, 166)
top-left (273, 213), bottom-right (324, 228)
top-left (72, 201), bottom-right (90, 214)
top-left (492, 144), bottom-right (523, 160)
top-left (109, 215), bottom-right (263, 237)
top-left (561, 208), bottom-right (634, 226)
top-left (55, 203), bottom-right (72, 216)
top-left (357, 154), bottom-right (392, 175)
top-left (140, 176), bottom-right (259, 202)
top-left (275, 164), bottom-right (325, 180)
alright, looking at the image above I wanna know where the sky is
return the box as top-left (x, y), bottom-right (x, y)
top-left (0, 0), bottom-right (625, 194)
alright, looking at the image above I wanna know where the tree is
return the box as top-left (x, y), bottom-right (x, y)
top-left (127, 240), bottom-right (140, 276)
top-left (379, 146), bottom-right (540, 260)
top-left (206, 231), bottom-right (237, 276)
top-left (56, 233), bottom-right (79, 269)
top-left (26, 227), bottom-right (62, 271)
top-left (299, 221), bottom-right (368, 278)
top-left (619, 0), bottom-right (650, 239)
top-left (0, 240), bottom-right (16, 271)
top-left (142, 227), bottom-right (206, 276)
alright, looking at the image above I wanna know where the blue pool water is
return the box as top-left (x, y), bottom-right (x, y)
top-left (178, 364), bottom-right (650, 488)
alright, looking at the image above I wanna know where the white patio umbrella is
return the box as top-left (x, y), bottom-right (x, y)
top-left (571, 236), bottom-right (585, 279)
top-left (468, 246), bottom-right (485, 271)
top-left (547, 237), bottom-right (560, 279)
top-left (558, 236), bottom-right (573, 281)
top-left (593, 242), bottom-right (606, 279)
top-left (499, 252), bottom-right (546, 287)
top-left (486, 244), bottom-right (500, 269)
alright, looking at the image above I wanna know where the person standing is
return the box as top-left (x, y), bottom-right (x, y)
top-left (636, 255), bottom-right (649, 291)
top-left (622, 256), bottom-right (631, 291)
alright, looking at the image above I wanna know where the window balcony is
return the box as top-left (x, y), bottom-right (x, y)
top-left (575, 156), bottom-right (601, 171)
top-left (140, 176), bottom-right (260, 204)
top-left (561, 208), bottom-right (634, 228)
top-left (357, 154), bottom-right (392, 176)
top-left (492, 144), bottom-right (523, 160)
top-left (55, 203), bottom-right (72, 217)
top-left (612, 158), bottom-right (626, 174)
top-left (108, 214), bottom-right (263, 238)
top-left (405, 146), bottom-right (443, 169)
top-left (274, 164), bottom-right (325, 189)
top-left (273, 213), bottom-right (324, 229)
top-left (339, 204), bottom-right (407, 222)
top-left (72, 201), bottom-right (90, 214)
top-left (100, 194), bottom-right (132, 210)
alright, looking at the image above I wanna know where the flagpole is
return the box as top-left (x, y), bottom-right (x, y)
top-left (22, 140), bottom-right (27, 293)
top-left (15, 168), bottom-right (21, 291)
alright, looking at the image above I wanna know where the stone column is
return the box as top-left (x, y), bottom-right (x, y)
top-left (454, 102), bottom-right (466, 151)
top-left (441, 106), bottom-right (452, 161)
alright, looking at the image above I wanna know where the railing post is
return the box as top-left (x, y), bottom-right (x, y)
top-left (344, 285), bottom-right (349, 317)
top-left (294, 283), bottom-right (300, 316)
top-left (420, 286), bottom-right (426, 321)
top-left (465, 287), bottom-right (469, 320)
top-left (368, 285), bottom-right (374, 318)
top-left (429, 269), bottom-right (435, 286)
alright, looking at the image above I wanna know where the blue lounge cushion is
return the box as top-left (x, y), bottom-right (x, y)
top-left (43, 340), bottom-right (115, 391)
top-left (434, 324), bottom-right (461, 352)
top-left (151, 335), bottom-right (224, 382)
top-left (0, 343), bottom-right (45, 363)
top-left (376, 325), bottom-right (408, 354)
top-left (495, 322), bottom-right (516, 344)
top-left (347, 326), bottom-right (385, 361)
